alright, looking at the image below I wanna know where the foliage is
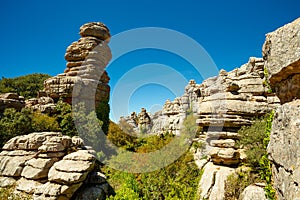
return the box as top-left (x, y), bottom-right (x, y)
top-left (103, 114), bottom-right (201, 200)
top-left (55, 101), bottom-right (78, 137)
top-left (0, 108), bottom-right (33, 147)
top-left (31, 111), bottom-right (60, 132)
top-left (0, 74), bottom-right (51, 99)
top-left (236, 114), bottom-right (271, 169)
top-left (0, 107), bottom-right (60, 148)
top-left (139, 151), bottom-right (201, 200)
top-left (107, 121), bottom-right (137, 150)
top-left (263, 67), bottom-right (273, 93)
top-left (0, 186), bottom-right (31, 200)
top-left (107, 172), bottom-right (140, 200)
top-left (96, 99), bottom-right (110, 135)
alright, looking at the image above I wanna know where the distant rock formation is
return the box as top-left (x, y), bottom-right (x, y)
top-left (44, 22), bottom-right (111, 108)
top-left (265, 17), bottom-right (300, 200)
top-left (0, 93), bottom-right (25, 114)
top-left (121, 79), bottom-right (199, 135)
top-left (0, 132), bottom-right (112, 199)
top-left (25, 92), bottom-right (57, 114)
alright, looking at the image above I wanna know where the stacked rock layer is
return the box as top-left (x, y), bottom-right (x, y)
top-left (44, 22), bottom-right (111, 108)
top-left (0, 132), bottom-right (111, 200)
top-left (197, 57), bottom-right (279, 166)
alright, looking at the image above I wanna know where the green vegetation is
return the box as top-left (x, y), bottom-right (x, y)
top-left (96, 99), bottom-right (110, 135)
top-left (225, 111), bottom-right (276, 199)
top-left (263, 67), bottom-right (273, 93)
top-left (0, 186), bottom-right (31, 200)
top-left (0, 108), bottom-right (60, 147)
top-left (103, 112), bottom-right (202, 200)
top-left (0, 74), bottom-right (51, 99)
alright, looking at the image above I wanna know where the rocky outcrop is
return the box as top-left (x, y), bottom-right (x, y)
top-left (25, 95), bottom-right (57, 114)
top-left (197, 57), bottom-right (279, 166)
top-left (264, 17), bottom-right (300, 200)
top-left (121, 79), bottom-right (200, 135)
top-left (240, 184), bottom-right (267, 200)
top-left (0, 93), bottom-right (25, 114)
top-left (263, 17), bottom-right (300, 104)
top-left (0, 132), bottom-right (111, 199)
top-left (44, 22), bottom-right (111, 108)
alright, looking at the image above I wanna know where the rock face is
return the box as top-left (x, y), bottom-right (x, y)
top-left (25, 94), bottom-right (57, 114)
top-left (0, 132), bottom-right (111, 199)
top-left (196, 57), bottom-right (279, 166)
top-left (44, 22), bottom-right (111, 108)
top-left (264, 18), bottom-right (300, 200)
top-left (121, 79), bottom-right (200, 135)
top-left (263, 17), bottom-right (300, 103)
top-left (0, 93), bottom-right (25, 114)
top-left (240, 185), bottom-right (267, 200)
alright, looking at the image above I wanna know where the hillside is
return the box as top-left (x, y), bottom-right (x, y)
top-left (0, 18), bottom-right (299, 200)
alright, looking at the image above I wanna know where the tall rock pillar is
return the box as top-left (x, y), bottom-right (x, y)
top-left (44, 22), bottom-right (111, 108)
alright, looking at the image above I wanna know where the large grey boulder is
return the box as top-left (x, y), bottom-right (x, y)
top-left (240, 185), bottom-right (267, 200)
top-left (263, 17), bottom-right (300, 103)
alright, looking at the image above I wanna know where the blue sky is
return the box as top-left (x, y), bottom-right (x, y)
top-left (1, 0), bottom-right (299, 121)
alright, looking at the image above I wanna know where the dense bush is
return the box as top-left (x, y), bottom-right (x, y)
top-left (55, 101), bottom-right (78, 137)
top-left (0, 74), bottom-right (51, 99)
top-left (0, 108), bottom-right (60, 148)
top-left (96, 99), bottom-right (110, 135)
top-left (0, 108), bottom-right (33, 147)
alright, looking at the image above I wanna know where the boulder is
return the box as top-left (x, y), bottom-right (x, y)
top-left (240, 185), bottom-right (267, 200)
top-left (263, 17), bottom-right (300, 103)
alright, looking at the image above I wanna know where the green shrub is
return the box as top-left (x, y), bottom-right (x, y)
top-left (32, 111), bottom-right (60, 132)
top-left (0, 74), bottom-right (51, 99)
top-left (55, 101), bottom-right (78, 137)
top-left (0, 186), bottom-right (31, 200)
top-left (0, 108), bottom-right (33, 147)
top-left (96, 98), bottom-right (110, 135)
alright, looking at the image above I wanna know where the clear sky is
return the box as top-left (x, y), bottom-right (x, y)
top-left (1, 0), bottom-right (299, 121)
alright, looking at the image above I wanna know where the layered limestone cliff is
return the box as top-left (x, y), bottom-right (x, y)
top-left (44, 22), bottom-right (111, 108)
top-left (196, 57), bottom-right (279, 200)
top-left (0, 132), bottom-right (112, 199)
top-left (265, 17), bottom-right (300, 200)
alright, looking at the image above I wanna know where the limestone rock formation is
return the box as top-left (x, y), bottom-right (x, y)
top-left (0, 93), bottom-right (25, 113)
top-left (197, 57), bottom-right (279, 166)
top-left (44, 22), bottom-right (111, 108)
top-left (265, 17), bottom-right (300, 200)
top-left (25, 96), bottom-right (57, 114)
top-left (0, 132), bottom-right (111, 199)
top-left (240, 185), bottom-right (267, 200)
top-left (263, 17), bottom-right (300, 103)
top-left (199, 162), bottom-right (235, 200)
top-left (121, 79), bottom-right (200, 135)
